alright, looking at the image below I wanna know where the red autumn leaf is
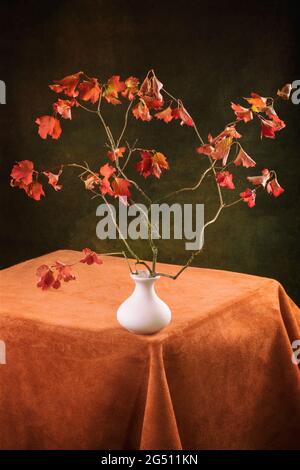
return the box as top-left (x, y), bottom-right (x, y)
top-left (107, 147), bottom-right (126, 162)
top-left (240, 188), bottom-right (256, 208)
top-left (53, 261), bottom-right (76, 282)
top-left (155, 106), bottom-right (174, 123)
top-left (196, 144), bottom-right (215, 156)
top-left (10, 160), bottom-right (34, 185)
top-left (172, 104), bottom-right (194, 126)
top-left (84, 174), bottom-right (100, 190)
top-left (244, 92), bottom-right (267, 112)
top-left (233, 148), bottom-right (256, 168)
top-left (122, 76), bottom-right (139, 101)
top-left (99, 177), bottom-right (114, 196)
top-left (212, 137), bottom-right (232, 165)
top-left (197, 126), bottom-right (240, 165)
top-left (214, 125), bottom-right (242, 141)
top-left (132, 99), bottom-right (152, 121)
top-left (36, 265), bottom-right (56, 290)
top-left (138, 71), bottom-right (164, 110)
top-left (12, 178), bottom-right (45, 201)
top-left (215, 171), bottom-right (235, 190)
top-left (267, 177), bottom-right (284, 197)
top-left (231, 103), bottom-right (253, 123)
top-left (135, 151), bottom-right (152, 177)
top-left (247, 168), bottom-right (270, 187)
top-left (260, 116), bottom-right (285, 139)
top-left (53, 99), bottom-right (75, 120)
top-left (135, 151), bottom-right (169, 179)
top-left (111, 177), bottom-right (132, 198)
top-left (99, 163), bottom-right (116, 179)
top-left (35, 115), bottom-right (62, 140)
top-left (103, 75), bottom-right (126, 105)
top-left (43, 170), bottom-right (63, 191)
top-left (78, 78), bottom-right (101, 104)
top-left (264, 106), bottom-right (286, 127)
top-left (260, 118), bottom-right (277, 139)
top-left (49, 72), bottom-right (82, 97)
top-left (25, 181), bottom-right (45, 201)
top-left (249, 171), bottom-right (271, 187)
top-left (80, 248), bottom-right (103, 265)
top-left (52, 279), bottom-right (62, 289)
top-left (277, 84), bottom-right (292, 100)
top-left (150, 152), bottom-right (169, 178)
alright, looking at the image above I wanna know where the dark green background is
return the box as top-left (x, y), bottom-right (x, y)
top-left (0, 0), bottom-right (299, 303)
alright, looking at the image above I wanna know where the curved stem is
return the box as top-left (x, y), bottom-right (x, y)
top-left (154, 160), bottom-right (216, 203)
top-left (117, 101), bottom-right (134, 147)
top-left (77, 102), bottom-right (98, 114)
top-left (101, 194), bottom-right (140, 262)
top-left (156, 203), bottom-right (224, 280)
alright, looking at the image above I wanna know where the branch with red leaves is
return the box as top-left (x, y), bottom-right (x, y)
top-left (9, 70), bottom-right (292, 287)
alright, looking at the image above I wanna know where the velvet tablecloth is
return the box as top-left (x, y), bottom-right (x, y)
top-left (0, 250), bottom-right (299, 450)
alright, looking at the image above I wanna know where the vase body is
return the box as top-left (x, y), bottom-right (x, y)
top-left (117, 274), bottom-right (171, 335)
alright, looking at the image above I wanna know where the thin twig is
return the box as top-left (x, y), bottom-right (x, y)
top-left (117, 101), bottom-right (134, 147)
top-left (154, 160), bottom-right (216, 203)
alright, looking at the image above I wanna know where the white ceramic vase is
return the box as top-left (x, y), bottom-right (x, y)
top-left (117, 272), bottom-right (171, 335)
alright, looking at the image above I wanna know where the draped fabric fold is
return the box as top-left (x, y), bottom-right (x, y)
top-left (139, 342), bottom-right (182, 450)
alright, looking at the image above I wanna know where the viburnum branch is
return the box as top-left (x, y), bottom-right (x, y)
top-left (93, 96), bottom-right (158, 270)
top-left (62, 162), bottom-right (145, 266)
top-left (14, 71), bottom-right (290, 290)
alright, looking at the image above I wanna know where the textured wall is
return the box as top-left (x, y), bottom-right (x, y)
top-left (0, 0), bottom-right (299, 303)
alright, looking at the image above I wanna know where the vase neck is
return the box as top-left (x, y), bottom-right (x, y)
top-left (131, 275), bottom-right (159, 295)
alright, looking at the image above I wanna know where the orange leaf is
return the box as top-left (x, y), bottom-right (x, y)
top-left (49, 72), bottom-right (82, 97)
top-left (53, 99), bottom-right (75, 120)
top-left (240, 188), bottom-right (256, 208)
top-left (43, 170), bottom-right (63, 191)
top-left (111, 177), bottom-right (132, 198)
top-left (78, 78), bottom-right (101, 104)
top-left (231, 103), bottom-right (253, 123)
top-left (132, 99), bottom-right (152, 121)
top-left (244, 92), bottom-right (267, 112)
top-left (172, 104), bottom-right (194, 126)
top-left (215, 171), bottom-right (235, 190)
top-left (155, 106), bottom-right (174, 123)
top-left (103, 76), bottom-right (126, 105)
top-left (135, 150), bottom-right (169, 179)
top-left (277, 84), bottom-right (292, 100)
top-left (99, 163), bottom-right (116, 179)
top-left (10, 160), bottom-right (34, 185)
top-left (122, 76), bottom-right (139, 101)
top-left (80, 248), bottom-right (103, 265)
top-left (233, 148), bottom-right (256, 168)
top-left (138, 71), bottom-right (164, 110)
top-left (107, 147), bottom-right (126, 162)
top-left (35, 115), bottom-right (62, 140)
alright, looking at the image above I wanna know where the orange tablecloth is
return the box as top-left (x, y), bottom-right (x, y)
top-left (0, 250), bottom-right (299, 450)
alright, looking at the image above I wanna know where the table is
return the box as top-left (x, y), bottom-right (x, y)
top-left (0, 250), bottom-right (299, 449)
